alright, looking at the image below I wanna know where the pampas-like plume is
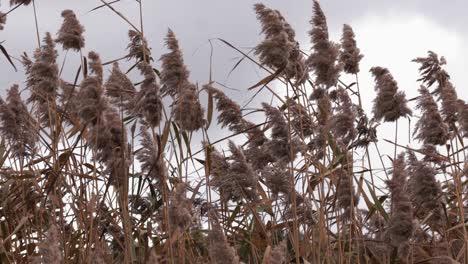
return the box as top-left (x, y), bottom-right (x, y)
top-left (89, 108), bottom-right (129, 185)
top-left (207, 218), bottom-right (240, 264)
top-left (23, 32), bottom-right (60, 125)
top-left (307, 1), bottom-right (341, 88)
top-left (207, 85), bottom-right (243, 130)
top-left (254, 3), bottom-right (307, 84)
top-left (413, 51), bottom-right (459, 128)
top-left (209, 141), bottom-right (258, 202)
top-left (331, 88), bottom-right (357, 145)
top-left (76, 53), bottom-right (108, 126)
top-left (136, 126), bottom-right (167, 184)
top-left (105, 62), bottom-right (136, 113)
top-left (146, 250), bottom-right (163, 264)
top-left (10, 0), bottom-right (32, 6)
top-left (308, 88), bottom-right (331, 157)
top-left (407, 151), bottom-right (444, 226)
top-left (335, 165), bottom-right (357, 219)
top-left (168, 183), bottom-right (192, 232)
top-left (207, 84), bottom-right (267, 147)
top-left (439, 82), bottom-right (459, 128)
top-left (58, 80), bottom-right (79, 120)
top-left (263, 103), bottom-right (306, 163)
top-left (88, 51), bottom-right (103, 83)
top-left (127, 30), bottom-right (151, 62)
top-left (414, 86), bottom-right (449, 145)
top-left (458, 99), bottom-right (468, 138)
top-left (370, 67), bottom-right (411, 122)
top-left (254, 3), bottom-right (295, 41)
top-left (77, 52), bottom-right (129, 185)
top-left (0, 12), bottom-right (6, 30)
top-left (160, 29), bottom-right (190, 98)
top-left (413, 51), bottom-right (449, 88)
top-left (286, 98), bottom-right (314, 137)
top-left (340, 24), bottom-right (363, 74)
top-left (172, 82), bottom-right (205, 131)
top-left (56, 9), bottom-right (85, 51)
top-left (262, 163), bottom-right (291, 198)
top-left (386, 153), bottom-right (414, 261)
top-left (0, 85), bottom-right (37, 158)
top-left (262, 241), bottom-right (287, 264)
top-left (352, 107), bottom-right (377, 149)
top-left (134, 62), bottom-right (163, 127)
top-left (36, 224), bottom-right (63, 264)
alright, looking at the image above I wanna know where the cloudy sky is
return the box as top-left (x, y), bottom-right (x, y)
top-left (1, 0), bottom-right (466, 153)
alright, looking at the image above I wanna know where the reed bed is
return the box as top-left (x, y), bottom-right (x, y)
top-left (0, 1), bottom-right (466, 263)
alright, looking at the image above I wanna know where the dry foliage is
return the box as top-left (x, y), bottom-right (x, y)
top-left (0, 1), bottom-right (467, 264)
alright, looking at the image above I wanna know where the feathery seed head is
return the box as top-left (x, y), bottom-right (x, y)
top-left (56, 9), bottom-right (85, 51)
top-left (134, 62), bottom-right (163, 127)
top-left (173, 83), bottom-right (205, 132)
top-left (340, 24), bottom-right (363, 74)
top-left (307, 1), bottom-right (342, 88)
top-left (414, 86), bottom-right (449, 145)
top-left (0, 84), bottom-right (38, 158)
top-left (105, 62), bottom-right (136, 112)
top-left (0, 12), bottom-right (6, 30)
top-left (370, 66), bottom-right (411, 122)
top-left (127, 30), bottom-right (151, 62)
top-left (160, 29), bottom-right (190, 98)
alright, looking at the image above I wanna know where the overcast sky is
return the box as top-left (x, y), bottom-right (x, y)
top-left (1, 0), bottom-right (466, 153)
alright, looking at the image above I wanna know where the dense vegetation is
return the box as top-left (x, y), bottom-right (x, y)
top-left (0, 1), bottom-right (467, 263)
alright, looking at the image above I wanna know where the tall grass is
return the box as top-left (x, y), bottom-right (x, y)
top-left (0, 1), bottom-right (467, 263)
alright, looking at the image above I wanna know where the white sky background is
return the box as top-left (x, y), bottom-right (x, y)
top-left (1, 0), bottom-right (467, 186)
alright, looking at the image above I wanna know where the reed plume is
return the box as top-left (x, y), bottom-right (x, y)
top-left (105, 62), bottom-right (136, 113)
top-left (458, 99), bottom-right (468, 138)
top-left (352, 107), bottom-right (377, 148)
top-left (160, 29), bottom-right (190, 98)
top-left (209, 141), bottom-right (258, 202)
top-left (208, 217), bottom-right (240, 264)
top-left (127, 30), bottom-right (151, 62)
top-left (90, 108), bottom-right (129, 185)
top-left (307, 0), bottom-right (341, 88)
top-left (386, 153), bottom-right (414, 261)
top-left (262, 241), bottom-right (287, 264)
top-left (172, 82), bottom-right (205, 131)
top-left (136, 126), bottom-right (166, 184)
top-left (335, 164), bottom-right (357, 219)
top-left (407, 151), bottom-right (444, 226)
top-left (414, 86), bottom-right (449, 145)
top-left (262, 163), bottom-right (291, 198)
top-left (207, 85), bottom-right (243, 130)
top-left (438, 82), bottom-right (459, 128)
top-left (254, 3), bottom-right (307, 84)
top-left (286, 98), bottom-right (314, 137)
top-left (308, 88), bottom-right (331, 157)
top-left (88, 51), bottom-right (103, 82)
top-left (0, 84), bottom-right (37, 158)
top-left (331, 87), bottom-right (357, 145)
top-left (340, 24), bottom-right (363, 74)
top-left (263, 103), bottom-right (305, 163)
top-left (413, 51), bottom-right (449, 89)
top-left (23, 32), bottom-right (60, 125)
top-left (168, 183), bottom-right (192, 232)
top-left (370, 66), bottom-right (411, 122)
top-left (134, 62), bottom-right (163, 127)
top-left (10, 0), bottom-right (32, 6)
top-left (76, 52), bottom-right (108, 126)
top-left (0, 12), bottom-right (6, 30)
top-left (207, 84), bottom-right (267, 147)
top-left (56, 9), bottom-right (85, 51)
top-left (35, 224), bottom-right (63, 264)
